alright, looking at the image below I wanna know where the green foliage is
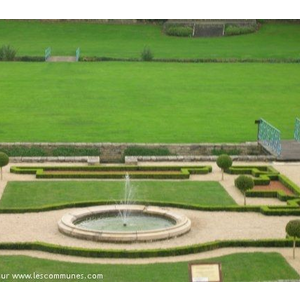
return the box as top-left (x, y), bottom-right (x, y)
top-left (141, 46), bottom-right (153, 61)
top-left (216, 154), bottom-right (233, 170)
top-left (225, 25), bottom-right (257, 36)
top-left (51, 147), bottom-right (100, 156)
top-left (165, 26), bottom-right (193, 37)
top-left (235, 175), bottom-right (254, 193)
top-left (286, 220), bottom-right (300, 238)
top-left (123, 146), bottom-right (171, 157)
top-left (211, 148), bottom-right (241, 156)
top-left (0, 152), bottom-right (9, 167)
top-left (0, 239), bottom-right (299, 259)
top-left (10, 165), bottom-right (212, 180)
top-left (0, 146), bottom-right (100, 157)
top-left (15, 56), bottom-right (44, 62)
top-left (0, 45), bottom-right (17, 61)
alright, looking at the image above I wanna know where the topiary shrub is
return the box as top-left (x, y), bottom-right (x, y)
top-left (286, 220), bottom-right (300, 259)
top-left (141, 46), bottom-right (153, 61)
top-left (0, 45), bottom-right (17, 61)
top-left (216, 154), bottom-right (233, 180)
top-left (165, 26), bottom-right (193, 37)
top-left (235, 175), bottom-right (254, 206)
top-left (0, 152), bottom-right (9, 180)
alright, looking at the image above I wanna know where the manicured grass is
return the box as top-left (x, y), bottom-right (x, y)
top-left (0, 62), bottom-right (299, 143)
top-left (0, 181), bottom-right (235, 209)
top-left (0, 252), bottom-right (298, 282)
top-left (0, 21), bottom-right (300, 59)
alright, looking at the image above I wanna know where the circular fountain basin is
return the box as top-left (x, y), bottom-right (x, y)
top-left (58, 205), bottom-right (191, 243)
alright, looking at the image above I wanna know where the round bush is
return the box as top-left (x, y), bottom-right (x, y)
top-left (286, 220), bottom-right (300, 238)
top-left (216, 154), bottom-right (232, 171)
top-left (235, 175), bottom-right (254, 193)
top-left (0, 152), bottom-right (9, 168)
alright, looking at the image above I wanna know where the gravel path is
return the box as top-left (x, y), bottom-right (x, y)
top-left (0, 206), bottom-right (296, 250)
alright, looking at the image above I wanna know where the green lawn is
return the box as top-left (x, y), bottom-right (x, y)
top-left (0, 21), bottom-right (300, 59)
top-left (0, 181), bottom-right (235, 209)
top-left (0, 252), bottom-right (298, 282)
top-left (0, 62), bottom-right (299, 143)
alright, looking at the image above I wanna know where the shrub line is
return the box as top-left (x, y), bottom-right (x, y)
top-left (0, 239), bottom-right (299, 259)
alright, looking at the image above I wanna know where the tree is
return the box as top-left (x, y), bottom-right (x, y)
top-left (235, 175), bottom-right (254, 206)
top-left (286, 220), bottom-right (300, 259)
top-left (216, 154), bottom-right (232, 180)
top-left (0, 152), bottom-right (9, 180)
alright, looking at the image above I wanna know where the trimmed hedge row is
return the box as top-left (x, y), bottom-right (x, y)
top-left (278, 174), bottom-right (300, 196)
top-left (10, 165), bottom-right (212, 179)
top-left (0, 239), bottom-right (298, 259)
top-left (1, 198), bottom-right (299, 216)
top-left (123, 146), bottom-right (172, 159)
top-left (226, 166), bottom-right (280, 185)
top-left (0, 146), bottom-right (101, 157)
top-left (225, 25), bottom-right (257, 36)
top-left (165, 26), bottom-right (193, 37)
top-left (225, 165), bottom-right (279, 176)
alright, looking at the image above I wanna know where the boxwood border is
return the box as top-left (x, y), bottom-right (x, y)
top-left (10, 165), bottom-right (212, 179)
top-left (0, 239), bottom-right (298, 259)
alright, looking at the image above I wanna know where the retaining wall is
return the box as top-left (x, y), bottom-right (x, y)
top-left (0, 142), bottom-right (268, 163)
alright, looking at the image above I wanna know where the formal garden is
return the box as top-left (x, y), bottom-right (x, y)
top-left (0, 19), bottom-right (300, 282)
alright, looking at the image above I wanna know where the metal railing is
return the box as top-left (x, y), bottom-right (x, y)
top-left (294, 118), bottom-right (300, 142)
top-left (258, 118), bottom-right (281, 156)
top-left (45, 47), bottom-right (51, 61)
top-left (75, 48), bottom-right (80, 62)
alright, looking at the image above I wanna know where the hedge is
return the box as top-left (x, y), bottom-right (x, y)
top-left (1, 198), bottom-right (299, 216)
top-left (165, 26), bottom-right (193, 37)
top-left (225, 25), bottom-right (257, 36)
top-left (80, 57), bottom-right (300, 64)
top-left (0, 239), bottom-right (298, 259)
top-left (0, 146), bottom-right (101, 157)
top-left (123, 146), bottom-right (172, 159)
top-left (10, 165), bottom-right (212, 179)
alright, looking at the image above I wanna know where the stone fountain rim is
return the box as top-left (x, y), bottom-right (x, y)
top-left (58, 205), bottom-right (191, 243)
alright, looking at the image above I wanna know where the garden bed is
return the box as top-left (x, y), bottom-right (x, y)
top-left (252, 181), bottom-right (295, 196)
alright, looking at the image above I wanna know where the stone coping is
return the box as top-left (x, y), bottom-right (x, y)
top-left (58, 205), bottom-right (191, 243)
top-left (8, 154), bottom-right (274, 164)
top-left (9, 156), bottom-right (99, 163)
top-left (125, 155), bottom-right (275, 164)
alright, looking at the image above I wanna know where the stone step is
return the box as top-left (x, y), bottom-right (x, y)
top-left (46, 56), bottom-right (77, 62)
top-left (194, 24), bottom-right (224, 37)
top-left (278, 140), bottom-right (300, 161)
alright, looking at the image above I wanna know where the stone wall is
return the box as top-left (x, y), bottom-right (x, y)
top-left (0, 142), bottom-right (266, 163)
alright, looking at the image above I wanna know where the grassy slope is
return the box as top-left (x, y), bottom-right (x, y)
top-left (0, 62), bottom-right (299, 143)
top-left (0, 181), bottom-right (235, 209)
top-left (0, 21), bottom-right (300, 59)
top-left (0, 253), bottom-right (298, 282)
